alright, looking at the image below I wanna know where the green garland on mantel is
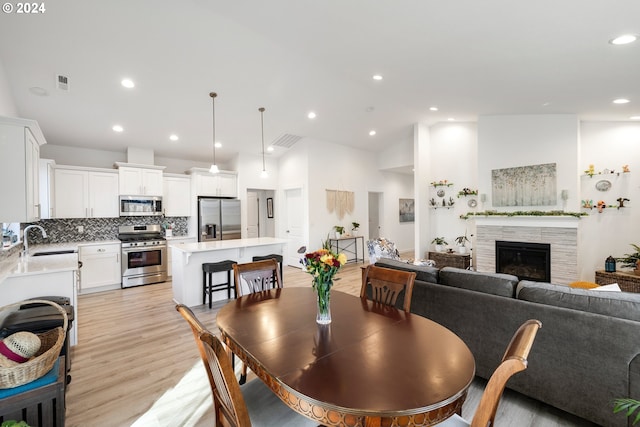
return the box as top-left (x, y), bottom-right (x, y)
top-left (460, 210), bottom-right (588, 220)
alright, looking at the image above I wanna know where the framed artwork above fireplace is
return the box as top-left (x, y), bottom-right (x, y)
top-left (491, 163), bottom-right (557, 207)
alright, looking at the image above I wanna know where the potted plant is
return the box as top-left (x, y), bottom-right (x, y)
top-left (616, 244), bottom-right (640, 275)
top-left (454, 232), bottom-right (470, 254)
top-left (613, 398), bottom-right (640, 425)
top-left (351, 222), bottom-right (360, 236)
top-left (334, 225), bottom-right (345, 239)
top-left (431, 237), bottom-right (448, 252)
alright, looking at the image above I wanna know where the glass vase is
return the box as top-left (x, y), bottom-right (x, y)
top-left (315, 279), bottom-right (332, 324)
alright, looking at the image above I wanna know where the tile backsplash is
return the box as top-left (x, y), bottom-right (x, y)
top-left (22, 216), bottom-right (189, 244)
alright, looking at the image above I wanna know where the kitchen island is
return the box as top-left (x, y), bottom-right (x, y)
top-left (170, 237), bottom-right (288, 307)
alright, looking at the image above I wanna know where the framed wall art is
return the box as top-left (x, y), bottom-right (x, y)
top-left (399, 198), bottom-right (415, 223)
top-left (267, 197), bottom-right (274, 218)
top-left (491, 163), bottom-right (557, 207)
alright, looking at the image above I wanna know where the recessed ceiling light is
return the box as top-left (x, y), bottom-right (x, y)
top-left (121, 78), bottom-right (135, 88)
top-left (372, 74), bottom-right (383, 81)
top-left (609, 34), bottom-right (638, 45)
top-left (307, 112), bottom-right (317, 119)
top-left (29, 86), bottom-right (48, 96)
top-left (369, 130), bottom-right (376, 136)
top-left (112, 125), bottom-right (124, 132)
top-left (447, 118), bottom-right (455, 121)
top-left (215, 142), bottom-right (222, 148)
top-left (169, 134), bottom-right (179, 141)
top-left (630, 116), bottom-right (640, 120)
top-left (429, 107), bottom-right (439, 111)
top-left (267, 146), bottom-right (274, 152)
top-left (613, 98), bottom-right (630, 104)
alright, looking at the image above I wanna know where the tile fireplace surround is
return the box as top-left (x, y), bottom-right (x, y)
top-left (474, 216), bottom-right (579, 285)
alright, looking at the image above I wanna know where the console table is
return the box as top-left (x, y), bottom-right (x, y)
top-left (329, 236), bottom-right (365, 264)
top-left (595, 270), bottom-right (640, 293)
top-left (427, 251), bottom-right (471, 270)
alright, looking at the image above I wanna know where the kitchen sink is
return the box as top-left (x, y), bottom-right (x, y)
top-left (31, 250), bottom-right (76, 256)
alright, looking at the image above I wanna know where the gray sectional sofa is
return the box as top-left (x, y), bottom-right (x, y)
top-left (375, 258), bottom-right (640, 427)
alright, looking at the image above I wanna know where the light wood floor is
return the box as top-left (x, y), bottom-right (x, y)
top-left (65, 261), bottom-right (597, 427)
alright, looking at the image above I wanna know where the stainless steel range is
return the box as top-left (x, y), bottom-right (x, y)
top-left (118, 225), bottom-right (167, 288)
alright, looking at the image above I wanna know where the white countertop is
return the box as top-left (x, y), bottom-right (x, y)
top-left (0, 240), bottom-right (119, 284)
top-left (0, 253), bottom-right (78, 283)
top-left (172, 237), bottom-right (288, 254)
top-left (165, 235), bottom-right (197, 241)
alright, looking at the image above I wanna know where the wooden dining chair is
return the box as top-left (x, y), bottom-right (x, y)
top-left (232, 258), bottom-right (283, 384)
top-left (176, 304), bottom-right (316, 427)
top-left (233, 258), bottom-right (283, 297)
top-left (360, 264), bottom-right (417, 312)
top-left (436, 319), bottom-right (543, 427)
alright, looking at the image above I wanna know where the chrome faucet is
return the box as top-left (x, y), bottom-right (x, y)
top-left (22, 225), bottom-right (48, 257)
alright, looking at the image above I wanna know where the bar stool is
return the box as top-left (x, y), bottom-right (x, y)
top-left (202, 260), bottom-right (236, 308)
top-left (252, 254), bottom-right (284, 280)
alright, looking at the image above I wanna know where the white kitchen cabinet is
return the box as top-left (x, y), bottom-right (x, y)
top-left (79, 242), bottom-right (121, 293)
top-left (53, 166), bottom-right (119, 218)
top-left (118, 165), bottom-right (164, 196)
top-left (166, 237), bottom-right (197, 277)
top-left (0, 117), bottom-right (46, 223)
top-left (191, 169), bottom-right (238, 197)
top-left (163, 174), bottom-right (191, 217)
top-left (39, 158), bottom-right (56, 219)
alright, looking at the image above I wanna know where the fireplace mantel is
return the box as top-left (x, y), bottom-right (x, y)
top-left (472, 216), bottom-right (581, 229)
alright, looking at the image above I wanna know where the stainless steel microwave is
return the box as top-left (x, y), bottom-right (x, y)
top-left (119, 196), bottom-right (163, 216)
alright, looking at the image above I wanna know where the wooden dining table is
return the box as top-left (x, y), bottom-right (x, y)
top-left (217, 287), bottom-right (476, 427)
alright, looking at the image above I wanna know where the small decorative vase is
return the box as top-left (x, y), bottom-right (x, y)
top-left (335, 232), bottom-right (341, 239)
top-left (314, 279), bottom-right (332, 324)
top-left (458, 246), bottom-right (467, 254)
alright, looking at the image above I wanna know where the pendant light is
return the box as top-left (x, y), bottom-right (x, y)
top-left (259, 107), bottom-right (268, 178)
top-left (209, 92), bottom-right (219, 174)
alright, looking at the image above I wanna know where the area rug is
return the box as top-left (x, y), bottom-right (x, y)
top-left (131, 361), bottom-right (211, 427)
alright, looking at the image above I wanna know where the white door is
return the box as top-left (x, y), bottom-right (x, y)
top-left (285, 188), bottom-right (304, 267)
top-left (247, 191), bottom-right (259, 238)
top-left (368, 192), bottom-right (381, 240)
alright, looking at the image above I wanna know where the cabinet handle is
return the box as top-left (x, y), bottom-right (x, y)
top-left (98, 248), bottom-right (105, 252)
top-left (116, 253), bottom-right (119, 263)
top-left (85, 207), bottom-right (88, 217)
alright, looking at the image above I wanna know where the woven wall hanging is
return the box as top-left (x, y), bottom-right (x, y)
top-left (326, 189), bottom-right (354, 219)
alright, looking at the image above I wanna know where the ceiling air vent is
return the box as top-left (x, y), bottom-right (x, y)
top-left (55, 74), bottom-right (69, 91)
top-left (271, 133), bottom-right (302, 148)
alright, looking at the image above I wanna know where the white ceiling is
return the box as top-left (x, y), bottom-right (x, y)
top-left (0, 0), bottom-right (639, 164)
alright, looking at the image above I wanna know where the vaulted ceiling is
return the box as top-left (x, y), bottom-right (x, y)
top-left (0, 0), bottom-right (638, 164)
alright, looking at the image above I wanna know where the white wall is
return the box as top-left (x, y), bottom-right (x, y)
top-left (378, 138), bottom-right (413, 171)
top-left (427, 122), bottom-right (478, 254)
top-left (40, 143), bottom-right (220, 172)
top-left (279, 138), bottom-right (413, 255)
top-left (277, 141), bottom-right (310, 249)
top-left (0, 59), bottom-right (18, 117)
top-left (579, 122), bottom-right (640, 278)
top-left (236, 152), bottom-right (279, 238)
top-left (477, 115), bottom-right (580, 211)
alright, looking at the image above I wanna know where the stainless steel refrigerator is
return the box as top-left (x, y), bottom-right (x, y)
top-left (198, 197), bottom-right (242, 242)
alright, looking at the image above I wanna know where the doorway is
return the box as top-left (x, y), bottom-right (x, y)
top-left (284, 188), bottom-right (304, 267)
top-left (246, 189), bottom-right (275, 238)
top-left (368, 192), bottom-right (383, 240)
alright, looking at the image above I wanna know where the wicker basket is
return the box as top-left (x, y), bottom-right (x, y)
top-left (0, 299), bottom-right (67, 389)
